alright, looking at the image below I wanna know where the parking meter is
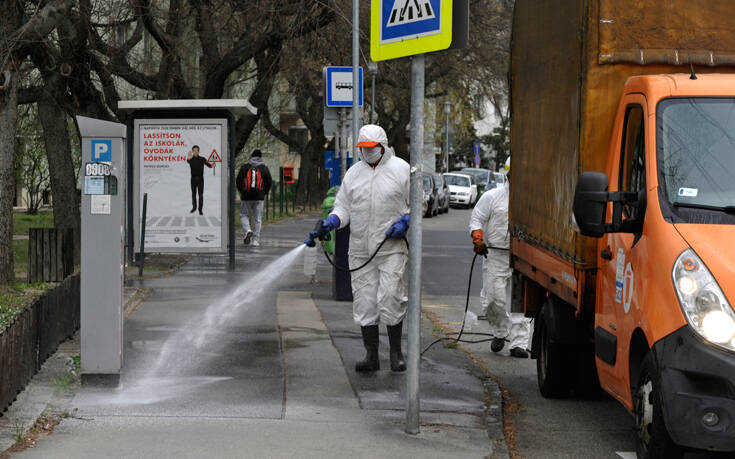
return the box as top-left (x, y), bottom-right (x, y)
top-left (77, 116), bottom-right (126, 385)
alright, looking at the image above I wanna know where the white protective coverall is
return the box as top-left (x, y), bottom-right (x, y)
top-left (469, 182), bottom-right (531, 350)
top-left (329, 125), bottom-right (410, 327)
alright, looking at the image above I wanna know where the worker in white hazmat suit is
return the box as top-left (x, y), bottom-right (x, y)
top-left (469, 157), bottom-right (531, 358)
top-left (305, 124), bottom-right (410, 373)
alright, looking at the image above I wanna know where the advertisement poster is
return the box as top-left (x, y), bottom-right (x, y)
top-left (137, 121), bottom-right (226, 251)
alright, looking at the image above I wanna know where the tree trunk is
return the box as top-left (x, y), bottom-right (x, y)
top-left (37, 74), bottom-right (80, 255)
top-left (295, 133), bottom-right (326, 207)
top-left (0, 70), bottom-right (18, 283)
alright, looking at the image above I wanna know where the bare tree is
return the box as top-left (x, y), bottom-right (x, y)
top-left (0, 0), bottom-right (74, 284)
top-left (15, 106), bottom-right (50, 214)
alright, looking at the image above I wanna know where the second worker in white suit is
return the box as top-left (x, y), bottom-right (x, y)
top-left (469, 158), bottom-right (531, 358)
top-left (305, 124), bottom-right (410, 373)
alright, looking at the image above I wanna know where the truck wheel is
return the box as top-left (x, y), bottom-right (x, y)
top-left (633, 353), bottom-right (683, 459)
top-left (536, 315), bottom-right (573, 398)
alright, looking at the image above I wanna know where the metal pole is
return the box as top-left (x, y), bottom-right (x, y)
top-left (279, 167), bottom-right (284, 216)
top-left (228, 118), bottom-right (235, 270)
top-left (445, 101), bottom-right (451, 172)
top-left (406, 53), bottom-right (424, 435)
top-left (352, 0), bottom-right (360, 148)
top-left (369, 62), bottom-right (377, 124)
top-left (138, 193), bottom-right (147, 277)
top-left (339, 109), bottom-right (347, 183)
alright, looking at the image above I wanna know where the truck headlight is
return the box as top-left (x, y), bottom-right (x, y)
top-left (673, 249), bottom-right (735, 350)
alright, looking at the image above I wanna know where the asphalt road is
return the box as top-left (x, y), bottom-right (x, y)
top-left (420, 207), bottom-right (638, 459)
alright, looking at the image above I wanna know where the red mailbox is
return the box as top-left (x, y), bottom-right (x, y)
top-left (283, 165), bottom-right (296, 184)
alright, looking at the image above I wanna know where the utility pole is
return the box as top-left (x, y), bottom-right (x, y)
top-left (406, 53), bottom-right (424, 435)
top-left (352, 0), bottom-right (360, 148)
top-left (444, 101), bottom-right (451, 172)
top-left (339, 108), bottom-right (347, 183)
top-left (368, 61), bottom-right (378, 124)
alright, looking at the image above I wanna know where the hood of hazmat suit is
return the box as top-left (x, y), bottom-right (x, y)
top-left (330, 124), bottom-right (410, 257)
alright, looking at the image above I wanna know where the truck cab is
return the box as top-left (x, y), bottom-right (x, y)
top-left (572, 74), bottom-right (735, 454)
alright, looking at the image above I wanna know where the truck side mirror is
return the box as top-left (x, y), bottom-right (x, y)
top-left (573, 172), bottom-right (609, 237)
top-left (573, 171), bottom-right (644, 238)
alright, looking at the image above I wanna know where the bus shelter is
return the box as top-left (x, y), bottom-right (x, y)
top-left (119, 100), bottom-right (255, 269)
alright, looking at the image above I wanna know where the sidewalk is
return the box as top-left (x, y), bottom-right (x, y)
top-left (5, 215), bottom-right (506, 458)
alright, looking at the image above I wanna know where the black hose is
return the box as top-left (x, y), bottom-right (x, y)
top-left (320, 234), bottom-right (514, 355)
top-left (321, 236), bottom-right (409, 273)
top-left (420, 246), bottom-right (514, 356)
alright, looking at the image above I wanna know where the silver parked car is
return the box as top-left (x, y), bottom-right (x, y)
top-left (432, 173), bottom-right (449, 214)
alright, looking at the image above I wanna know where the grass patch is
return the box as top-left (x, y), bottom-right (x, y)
top-left (14, 422), bottom-right (24, 443)
top-left (13, 212), bottom-right (54, 236)
top-left (50, 372), bottom-right (77, 394)
top-left (0, 283), bottom-right (52, 331)
top-left (14, 239), bottom-right (28, 278)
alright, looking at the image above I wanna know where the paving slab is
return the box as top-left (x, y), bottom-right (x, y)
top-left (6, 213), bottom-right (505, 458)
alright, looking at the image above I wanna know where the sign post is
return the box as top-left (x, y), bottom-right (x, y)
top-left (77, 116), bottom-right (126, 385)
top-left (323, 66), bottom-right (363, 184)
top-left (208, 149), bottom-right (222, 176)
top-left (371, 0), bottom-right (467, 435)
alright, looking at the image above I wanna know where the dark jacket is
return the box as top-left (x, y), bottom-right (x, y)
top-left (236, 157), bottom-right (272, 201)
top-left (187, 155), bottom-right (213, 177)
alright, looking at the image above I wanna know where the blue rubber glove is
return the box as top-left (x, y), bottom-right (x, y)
top-left (304, 214), bottom-right (340, 246)
top-left (385, 214), bottom-right (410, 239)
top-left (322, 214), bottom-right (341, 232)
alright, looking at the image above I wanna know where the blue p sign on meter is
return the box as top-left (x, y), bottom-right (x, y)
top-left (371, 0), bottom-right (453, 61)
top-left (91, 139), bottom-right (112, 162)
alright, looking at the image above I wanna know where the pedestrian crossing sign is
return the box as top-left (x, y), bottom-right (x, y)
top-left (208, 149), bottom-right (222, 163)
top-left (371, 0), bottom-right (452, 61)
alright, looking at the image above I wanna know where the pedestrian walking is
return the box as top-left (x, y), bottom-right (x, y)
top-left (469, 157), bottom-right (532, 358)
top-left (187, 145), bottom-right (215, 215)
top-left (236, 149), bottom-right (272, 247)
top-left (305, 124), bottom-right (410, 373)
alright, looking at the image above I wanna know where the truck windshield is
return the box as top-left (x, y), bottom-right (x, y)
top-left (658, 98), bottom-right (735, 220)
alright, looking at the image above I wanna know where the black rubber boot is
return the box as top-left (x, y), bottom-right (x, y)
top-left (387, 322), bottom-right (407, 372)
top-left (355, 325), bottom-right (380, 373)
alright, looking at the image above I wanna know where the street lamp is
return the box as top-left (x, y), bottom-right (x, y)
top-left (368, 61), bottom-right (378, 124)
top-left (444, 101), bottom-right (451, 172)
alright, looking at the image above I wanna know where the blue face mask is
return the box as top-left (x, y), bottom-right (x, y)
top-left (362, 146), bottom-right (383, 163)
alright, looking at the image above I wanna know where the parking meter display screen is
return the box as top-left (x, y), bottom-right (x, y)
top-left (136, 120), bottom-right (227, 251)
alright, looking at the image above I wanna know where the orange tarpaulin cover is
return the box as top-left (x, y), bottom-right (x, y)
top-left (510, 0), bottom-right (735, 267)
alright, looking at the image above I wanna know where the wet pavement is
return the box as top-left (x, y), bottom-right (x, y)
top-left (11, 213), bottom-right (502, 458)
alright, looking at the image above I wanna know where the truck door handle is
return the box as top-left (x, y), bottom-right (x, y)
top-left (601, 248), bottom-right (613, 260)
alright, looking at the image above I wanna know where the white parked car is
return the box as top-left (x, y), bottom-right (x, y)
top-left (443, 172), bottom-right (478, 208)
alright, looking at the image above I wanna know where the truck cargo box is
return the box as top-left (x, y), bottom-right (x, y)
top-left (509, 0), bottom-right (735, 268)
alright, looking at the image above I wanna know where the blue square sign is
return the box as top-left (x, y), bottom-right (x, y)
top-left (381, 0), bottom-right (442, 44)
top-left (91, 139), bottom-right (112, 162)
top-left (325, 67), bottom-right (364, 107)
top-left (371, 0), bottom-right (452, 61)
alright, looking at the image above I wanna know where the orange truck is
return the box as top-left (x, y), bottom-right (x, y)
top-left (510, 1), bottom-right (735, 457)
